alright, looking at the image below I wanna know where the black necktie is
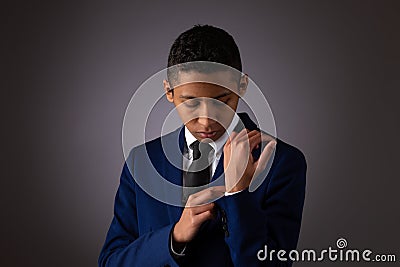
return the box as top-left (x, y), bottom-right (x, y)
top-left (182, 140), bottom-right (214, 204)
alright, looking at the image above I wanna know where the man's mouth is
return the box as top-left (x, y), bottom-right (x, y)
top-left (197, 131), bottom-right (217, 138)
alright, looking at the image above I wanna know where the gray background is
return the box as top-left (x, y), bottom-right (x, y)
top-left (3, 0), bottom-right (399, 266)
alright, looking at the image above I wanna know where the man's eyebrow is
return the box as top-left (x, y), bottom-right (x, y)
top-left (179, 91), bottom-right (232, 99)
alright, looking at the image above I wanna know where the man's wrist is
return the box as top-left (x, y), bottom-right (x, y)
top-left (170, 225), bottom-right (187, 257)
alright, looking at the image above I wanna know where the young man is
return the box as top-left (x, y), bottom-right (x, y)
top-left (99, 25), bottom-right (306, 266)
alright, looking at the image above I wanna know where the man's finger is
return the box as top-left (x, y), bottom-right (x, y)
top-left (232, 130), bottom-right (261, 156)
top-left (189, 202), bottom-right (215, 215)
top-left (225, 131), bottom-right (238, 147)
top-left (254, 140), bottom-right (277, 177)
top-left (260, 131), bottom-right (275, 143)
top-left (194, 210), bottom-right (214, 225)
top-left (235, 130), bottom-right (260, 144)
top-left (187, 186), bottom-right (225, 206)
top-left (231, 128), bottom-right (247, 142)
top-left (247, 132), bottom-right (262, 151)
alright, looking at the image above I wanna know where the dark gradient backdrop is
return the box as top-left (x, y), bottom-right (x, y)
top-left (3, 1), bottom-right (400, 266)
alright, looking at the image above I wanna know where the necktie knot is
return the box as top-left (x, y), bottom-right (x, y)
top-left (190, 140), bottom-right (214, 161)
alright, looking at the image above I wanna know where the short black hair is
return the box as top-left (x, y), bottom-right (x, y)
top-left (168, 24), bottom-right (242, 71)
top-left (167, 25), bottom-right (242, 86)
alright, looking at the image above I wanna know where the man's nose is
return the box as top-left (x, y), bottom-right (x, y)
top-left (197, 102), bottom-right (217, 126)
top-left (197, 116), bottom-right (215, 127)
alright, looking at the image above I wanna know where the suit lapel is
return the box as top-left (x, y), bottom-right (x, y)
top-left (162, 126), bottom-right (185, 221)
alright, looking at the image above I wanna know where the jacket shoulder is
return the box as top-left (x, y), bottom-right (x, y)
top-left (275, 138), bottom-right (307, 169)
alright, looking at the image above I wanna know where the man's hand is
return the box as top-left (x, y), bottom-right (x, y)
top-left (173, 186), bottom-right (225, 244)
top-left (223, 129), bottom-right (276, 193)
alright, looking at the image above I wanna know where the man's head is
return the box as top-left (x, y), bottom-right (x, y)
top-left (164, 25), bottom-right (248, 141)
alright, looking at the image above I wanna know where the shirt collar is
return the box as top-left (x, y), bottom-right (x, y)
top-left (184, 113), bottom-right (240, 158)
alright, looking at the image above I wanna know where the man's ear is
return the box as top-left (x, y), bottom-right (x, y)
top-left (163, 79), bottom-right (174, 103)
top-left (238, 74), bottom-right (248, 97)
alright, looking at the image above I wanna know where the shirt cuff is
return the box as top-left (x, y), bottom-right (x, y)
top-left (224, 189), bottom-right (244, 196)
top-left (170, 231), bottom-right (187, 257)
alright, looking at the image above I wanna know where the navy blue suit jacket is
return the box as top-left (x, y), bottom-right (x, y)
top-left (99, 113), bottom-right (306, 266)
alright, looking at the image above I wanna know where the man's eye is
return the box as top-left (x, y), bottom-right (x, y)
top-left (184, 100), bottom-right (200, 108)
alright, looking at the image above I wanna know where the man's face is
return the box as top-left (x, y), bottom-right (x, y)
top-left (164, 71), bottom-right (247, 142)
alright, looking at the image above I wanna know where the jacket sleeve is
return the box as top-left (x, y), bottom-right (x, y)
top-left (98, 162), bottom-right (178, 267)
top-left (218, 142), bottom-right (307, 266)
